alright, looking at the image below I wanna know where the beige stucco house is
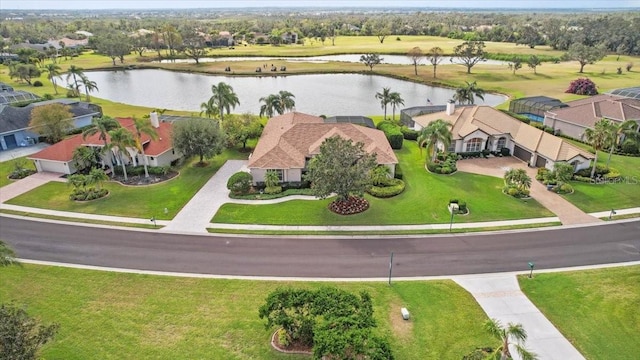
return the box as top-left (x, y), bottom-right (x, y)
top-left (247, 112), bottom-right (398, 184)
top-left (412, 103), bottom-right (594, 171)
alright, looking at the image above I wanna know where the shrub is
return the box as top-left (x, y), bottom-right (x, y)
top-left (277, 328), bottom-right (290, 348)
top-left (69, 188), bottom-right (108, 201)
top-left (536, 168), bottom-right (550, 181)
top-left (565, 78), bottom-right (598, 95)
top-left (66, 89), bottom-right (76, 98)
top-left (393, 163), bottom-right (403, 180)
top-left (621, 139), bottom-right (639, 154)
top-left (227, 171), bottom-right (253, 194)
top-left (366, 179), bottom-right (405, 198)
top-left (400, 126), bottom-right (419, 140)
top-left (264, 186), bottom-right (282, 194)
top-left (576, 164), bottom-right (609, 178)
top-left (573, 175), bottom-right (592, 182)
top-left (504, 185), bottom-right (529, 198)
top-left (603, 168), bottom-right (621, 180)
top-left (626, 62), bottom-right (634, 72)
top-left (377, 121), bottom-right (403, 149)
top-left (33, 80), bottom-right (43, 87)
top-left (559, 183), bottom-right (573, 194)
top-left (43, 93), bottom-right (54, 100)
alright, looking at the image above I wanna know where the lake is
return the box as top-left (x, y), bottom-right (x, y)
top-left (82, 69), bottom-right (507, 116)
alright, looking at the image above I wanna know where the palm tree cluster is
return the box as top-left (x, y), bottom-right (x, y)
top-left (259, 90), bottom-right (296, 118)
top-left (584, 118), bottom-right (639, 178)
top-left (375, 87), bottom-right (404, 120)
top-left (504, 168), bottom-right (532, 197)
top-left (485, 318), bottom-right (538, 360)
top-left (64, 65), bottom-right (98, 102)
top-left (453, 81), bottom-right (485, 105)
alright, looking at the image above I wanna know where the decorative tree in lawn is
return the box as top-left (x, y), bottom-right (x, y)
top-left (565, 78), bottom-right (598, 96)
top-left (304, 136), bottom-right (377, 215)
top-left (171, 118), bottom-right (226, 166)
top-left (0, 303), bottom-right (59, 360)
top-left (452, 41), bottom-right (486, 74)
top-left (484, 318), bottom-right (538, 360)
top-left (504, 168), bottom-right (532, 198)
top-left (565, 43), bottom-right (605, 73)
top-left (222, 113), bottom-right (263, 149)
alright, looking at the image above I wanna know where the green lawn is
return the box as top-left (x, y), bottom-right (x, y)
top-left (519, 266), bottom-right (640, 360)
top-left (0, 156), bottom-right (36, 188)
top-left (212, 141), bottom-right (553, 225)
top-left (561, 148), bottom-right (640, 212)
top-left (6, 150), bottom-right (247, 220)
top-left (0, 264), bottom-right (494, 359)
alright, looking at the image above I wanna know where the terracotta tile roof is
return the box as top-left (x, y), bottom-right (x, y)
top-left (413, 105), bottom-right (593, 162)
top-left (28, 117), bottom-right (173, 162)
top-left (248, 112), bottom-right (398, 169)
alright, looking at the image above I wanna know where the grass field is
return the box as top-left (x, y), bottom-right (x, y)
top-left (0, 156), bottom-right (36, 188)
top-left (5, 151), bottom-right (247, 220)
top-left (212, 141), bottom-right (553, 225)
top-left (0, 264), bottom-right (495, 359)
top-left (519, 266), bottom-right (640, 360)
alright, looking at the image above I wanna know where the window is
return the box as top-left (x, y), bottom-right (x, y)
top-left (496, 137), bottom-right (507, 150)
top-left (447, 142), bottom-right (456, 152)
top-left (268, 169), bottom-right (284, 181)
top-left (465, 138), bottom-right (483, 152)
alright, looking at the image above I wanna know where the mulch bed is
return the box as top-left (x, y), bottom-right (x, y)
top-left (328, 196), bottom-right (369, 215)
top-left (111, 171), bottom-right (179, 186)
top-left (271, 330), bottom-right (312, 355)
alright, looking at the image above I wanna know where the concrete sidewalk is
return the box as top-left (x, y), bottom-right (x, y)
top-left (454, 274), bottom-right (585, 360)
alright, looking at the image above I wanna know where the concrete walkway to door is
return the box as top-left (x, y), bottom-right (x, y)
top-left (457, 157), bottom-right (601, 225)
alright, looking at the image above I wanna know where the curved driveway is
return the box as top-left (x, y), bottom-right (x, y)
top-left (2, 217), bottom-right (638, 277)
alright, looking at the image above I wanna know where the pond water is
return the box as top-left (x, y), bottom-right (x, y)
top-left (82, 69), bottom-right (507, 116)
top-left (157, 54), bottom-right (508, 66)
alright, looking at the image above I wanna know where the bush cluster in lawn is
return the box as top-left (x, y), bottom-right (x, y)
top-left (566, 78), bottom-right (598, 95)
top-left (70, 188), bottom-right (108, 201)
top-left (427, 153), bottom-right (458, 174)
top-left (113, 165), bottom-right (170, 177)
top-left (366, 178), bottom-right (405, 198)
top-left (503, 185), bottom-right (530, 198)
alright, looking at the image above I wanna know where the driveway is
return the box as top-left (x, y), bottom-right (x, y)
top-left (0, 172), bottom-right (66, 203)
top-left (457, 157), bottom-right (601, 225)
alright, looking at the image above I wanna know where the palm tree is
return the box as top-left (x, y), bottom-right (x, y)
top-left (375, 87), bottom-right (392, 120)
top-left (0, 241), bottom-right (20, 267)
top-left (209, 82), bottom-right (240, 121)
top-left (605, 119), bottom-right (638, 167)
top-left (83, 116), bottom-right (121, 177)
top-left (88, 168), bottom-right (109, 191)
top-left (370, 165), bottom-right (391, 186)
top-left (43, 63), bottom-right (62, 94)
top-left (388, 91), bottom-right (405, 122)
top-left (417, 119), bottom-right (453, 162)
top-left (72, 146), bottom-right (100, 173)
top-left (259, 94), bottom-right (279, 118)
top-left (66, 65), bottom-right (84, 97)
top-left (504, 168), bottom-right (532, 191)
top-left (264, 169), bottom-right (281, 188)
top-left (108, 127), bottom-right (136, 181)
top-left (453, 81), bottom-right (485, 105)
top-left (585, 118), bottom-right (612, 178)
top-left (132, 116), bottom-right (159, 178)
top-left (199, 98), bottom-right (219, 119)
top-left (485, 318), bottom-right (538, 360)
top-left (79, 74), bottom-right (98, 102)
top-left (259, 90), bottom-right (296, 118)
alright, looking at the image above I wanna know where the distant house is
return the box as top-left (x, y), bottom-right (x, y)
top-left (0, 99), bottom-right (101, 151)
top-left (209, 31), bottom-right (234, 47)
top-left (543, 94), bottom-right (640, 140)
top-left (28, 114), bottom-right (181, 174)
top-left (411, 103), bottom-right (594, 171)
top-left (247, 112), bottom-right (398, 184)
top-left (281, 32), bottom-right (298, 44)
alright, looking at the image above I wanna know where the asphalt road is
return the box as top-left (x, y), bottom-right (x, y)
top-left (1, 217), bottom-right (639, 277)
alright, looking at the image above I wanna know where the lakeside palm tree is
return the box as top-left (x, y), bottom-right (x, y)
top-left (485, 318), bottom-right (538, 360)
top-left (417, 119), bottom-right (453, 162)
top-left (108, 127), bottom-right (136, 181)
top-left (199, 98), bottom-right (219, 119)
top-left (453, 81), bottom-right (485, 105)
top-left (259, 90), bottom-right (296, 118)
top-left (79, 74), bottom-right (98, 102)
top-left (66, 65), bottom-right (84, 98)
top-left (43, 63), bottom-right (62, 94)
top-left (132, 116), bottom-right (159, 178)
top-left (83, 116), bottom-right (121, 177)
top-left (209, 82), bottom-right (240, 121)
top-left (585, 118), bottom-right (612, 178)
top-left (388, 91), bottom-right (405, 122)
top-left (605, 119), bottom-right (638, 167)
top-left (375, 87), bottom-right (392, 120)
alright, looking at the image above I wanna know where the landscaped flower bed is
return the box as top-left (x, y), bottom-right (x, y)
top-left (328, 196), bottom-right (369, 215)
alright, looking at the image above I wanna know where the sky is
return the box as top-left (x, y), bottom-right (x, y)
top-left (2, 0), bottom-right (639, 10)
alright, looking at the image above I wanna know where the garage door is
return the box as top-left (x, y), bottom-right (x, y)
top-left (535, 155), bottom-right (547, 168)
top-left (513, 145), bottom-right (532, 162)
top-left (3, 134), bottom-right (17, 149)
top-left (39, 161), bottom-right (69, 174)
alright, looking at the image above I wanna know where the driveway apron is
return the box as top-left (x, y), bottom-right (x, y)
top-left (456, 157), bottom-right (601, 225)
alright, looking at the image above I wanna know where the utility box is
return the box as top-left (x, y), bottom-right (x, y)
top-left (400, 307), bottom-right (410, 320)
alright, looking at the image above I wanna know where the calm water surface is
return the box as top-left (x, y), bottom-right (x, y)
top-left (83, 69), bottom-right (507, 116)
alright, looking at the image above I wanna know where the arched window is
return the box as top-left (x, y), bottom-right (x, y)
top-left (465, 138), bottom-right (483, 152)
top-left (496, 137), bottom-right (507, 150)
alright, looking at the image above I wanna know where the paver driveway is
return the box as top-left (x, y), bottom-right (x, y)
top-left (456, 157), bottom-right (601, 225)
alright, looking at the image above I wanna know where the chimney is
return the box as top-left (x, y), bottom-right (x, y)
top-left (150, 111), bottom-right (160, 128)
top-left (446, 100), bottom-right (455, 116)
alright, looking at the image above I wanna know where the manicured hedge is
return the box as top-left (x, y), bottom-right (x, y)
top-left (366, 179), bottom-right (405, 198)
top-left (227, 171), bottom-right (253, 194)
top-left (377, 121), bottom-right (403, 149)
